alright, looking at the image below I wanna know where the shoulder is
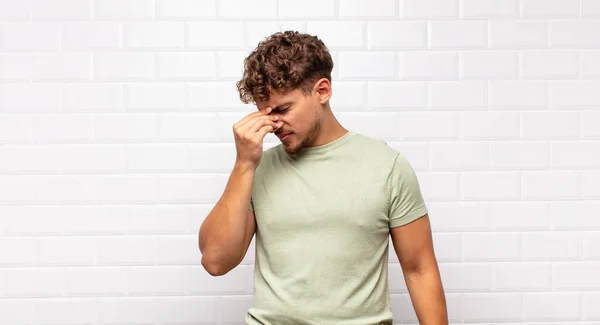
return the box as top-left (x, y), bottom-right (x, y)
top-left (349, 132), bottom-right (404, 162)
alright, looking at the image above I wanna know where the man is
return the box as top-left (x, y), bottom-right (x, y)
top-left (198, 31), bottom-right (448, 325)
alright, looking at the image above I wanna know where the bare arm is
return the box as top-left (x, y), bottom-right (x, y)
top-left (198, 161), bottom-right (256, 276)
top-left (390, 214), bottom-right (448, 325)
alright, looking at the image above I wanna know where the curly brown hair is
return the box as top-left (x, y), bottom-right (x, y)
top-left (236, 30), bottom-right (334, 105)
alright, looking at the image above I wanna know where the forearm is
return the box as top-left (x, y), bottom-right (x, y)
top-left (199, 161), bottom-right (255, 272)
top-left (404, 265), bottom-right (448, 325)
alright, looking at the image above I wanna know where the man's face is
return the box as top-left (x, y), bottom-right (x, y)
top-left (256, 86), bottom-right (322, 155)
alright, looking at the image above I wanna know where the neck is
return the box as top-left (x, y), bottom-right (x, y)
top-left (308, 106), bottom-right (348, 147)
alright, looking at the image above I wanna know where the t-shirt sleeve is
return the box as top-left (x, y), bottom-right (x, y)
top-left (387, 153), bottom-right (428, 228)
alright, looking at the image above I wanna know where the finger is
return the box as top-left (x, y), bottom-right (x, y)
top-left (248, 117), bottom-right (279, 135)
top-left (237, 108), bottom-right (278, 133)
top-left (254, 124), bottom-right (274, 141)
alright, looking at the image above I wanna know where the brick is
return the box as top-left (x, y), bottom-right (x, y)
top-left (98, 297), bottom-right (159, 323)
top-left (553, 201), bottom-right (600, 230)
top-left (95, 175), bottom-right (157, 203)
top-left (520, 50), bottom-right (579, 79)
top-left (32, 53), bottom-right (91, 81)
top-left (126, 205), bottom-right (195, 235)
top-left (489, 202), bottom-right (550, 231)
top-left (552, 141), bottom-right (600, 169)
top-left (0, 176), bottom-right (39, 205)
top-left (66, 268), bottom-right (126, 296)
top-left (492, 263), bottom-right (551, 290)
top-left (36, 299), bottom-right (97, 325)
top-left (584, 232), bottom-right (600, 259)
top-left (522, 232), bottom-right (582, 260)
top-left (0, 238), bottom-right (36, 266)
top-left (33, 0), bottom-right (90, 20)
top-left (338, 52), bottom-right (396, 80)
top-left (460, 0), bottom-right (518, 18)
top-left (157, 174), bottom-right (223, 203)
top-left (62, 22), bottom-right (120, 50)
top-left (522, 171), bottom-right (581, 200)
top-left (489, 81), bottom-right (547, 109)
top-left (157, 0), bottom-right (216, 18)
top-left (463, 293), bottom-right (522, 321)
top-left (0, 206), bottom-right (69, 235)
top-left (521, 111), bottom-right (580, 140)
top-left (383, 142), bottom-right (429, 171)
top-left (157, 52), bottom-right (216, 80)
top-left (490, 141), bottom-right (551, 170)
top-left (336, 112), bottom-right (399, 140)
top-left (124, 22), bottom-right (185, 49)
top-left (124, 83), bottom-right (185, 112)
top-left (583, 293), bottom-right (600, 319)
top-left (3, 268), bottom-right (67, 297)
top-left (157, 296), bottom-right (219, 323)
top-left (188, 21), bottom-right (244, 49)
top-left (189, 143), bottom-right (236, 172)
top-left (463, 232), bottom-right (520, 261)
top-left (550, 20), bottom-right (600, 48)
top-left (0, 115), bottom-right (30, 143)
top-left (126, 266), bottom-right (191, 295)
top-left (63, 83), bottom-right (122, 112)
top-left (367, 21), bottom-right (426, 50)
top-left (415, 172), bottom-right (460, 201)
top-left (439, 263), bottom-right (492, 292)
top-left (583, 171), bottom-right (600, 198)
top-left (94, 0), bottom-right (155, 20)
top-left (219, 296), bottom-right (253, 323)
top-left (37, 237), bottom-right (96, 266)
top-left (460, 50), bottom-right (518, 79)
top-left (401, 0), bottom-right (458, 19)
top-left (216, 51), bottom-right (246, 80)
top-left (38, 176), bottom-right (96, 204)
top-left (521, 0), bottom-right (580, 18)
top-left (461, 112), bottom-right (520, 140)
top-left (581, 110), bottom-right (600, 139)
top-left (462, 172), bottom-right (521, 201)
top-left (158, 113), bottom-right (219, 141)
top-left (97, 236), bottom-right (157, 265)
top-left (0, 300), bottom-right (34, 325)
top-left (581, 50), bottom-right (600, 79)
top-left (32, 114), bottom-right (93, 143)
top-left (583, 0), bottom-right (600, 17)
top-left (0, 0), bottom-right (31, 21)
top-left (549, 81), bottom-right (600, 109)
top-left (94, 114), bottom-right (157, 142)
top-left (329, 82), bottom-right (366, 110)
top-left (431, 233), bottom-right (461, 262)
top-left (523, 292), bottom-right (580, 321)
top-left (307, 21), bottom-right (365, 50)
top-left (367, 81), bottom-right (427, 109)
top-left (187, 82), bottom-right (246, 110)
top-left (429, 81), bottom-right (486, 109)
top-left (429, 21), bottom-right (487, 49)
top-left (2, 23), bottom-right (60, 51)
top-left (93, 53), bottom-right (154, 81)
top-left (245, 21), bottom-right (307, 50)
top-left (399, 51), bottom-right (458, 80)
top-left (339, 0), bottom-right (396, 18)
top-left (189, 265), bottom-right (254, 294)
top-left (125, 144), bottom-right (188, 172)
top-left (0, 83), bottom-right (61, 113)
top-left (278, 0), bottom-right (335, 18)
top-left (0, 54), bottom-right (31, 80)
top-left (427, 202), bottom-right (489, 231)
top-left (399, 112), bottom-right (459, 140)
top-left (430, 142), bottom-right (489, 171)
top-left (218, 0), bottom-right (276, 18)
top-left (490, 21), bottom-right (548, 49)
top-left (157, 235), bottom-right (198, 265)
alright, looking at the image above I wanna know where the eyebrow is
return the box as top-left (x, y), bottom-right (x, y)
top-left (272, 101), bottom-right (292, 111)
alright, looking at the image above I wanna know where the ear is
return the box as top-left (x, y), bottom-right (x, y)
top-left (313, 78), bottom-right (332, 104)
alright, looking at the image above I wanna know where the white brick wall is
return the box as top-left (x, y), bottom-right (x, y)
top-left (0, 0), bottom-right (599, 324)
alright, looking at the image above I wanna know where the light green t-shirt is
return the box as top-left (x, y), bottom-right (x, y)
top-left (246, 130), bottom-right (428, 325)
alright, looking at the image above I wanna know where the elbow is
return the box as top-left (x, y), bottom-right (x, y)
top-left (201, 255), bottom-right (230, 277)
